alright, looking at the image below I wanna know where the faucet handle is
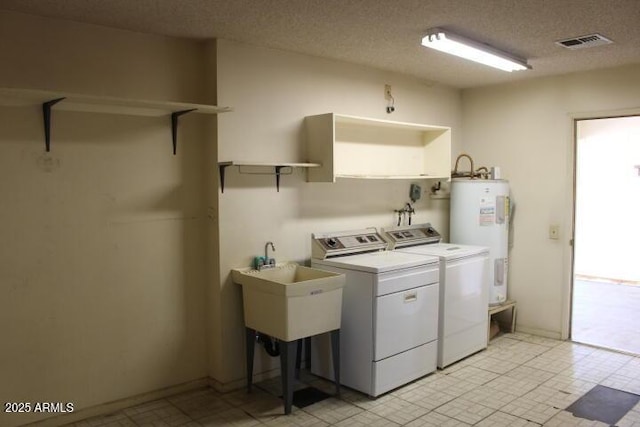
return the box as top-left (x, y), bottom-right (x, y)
top-left (254, 256), bottom-right (266, 270)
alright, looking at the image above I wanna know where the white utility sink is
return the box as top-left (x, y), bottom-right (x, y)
top-left (232, 263), bottom-right (345, 341)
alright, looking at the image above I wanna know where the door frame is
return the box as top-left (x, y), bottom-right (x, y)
top-left (562, 107), bottom-right (640, 340)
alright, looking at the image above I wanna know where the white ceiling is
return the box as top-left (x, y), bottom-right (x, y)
top-left (1, 0), bottom-right (639, 88)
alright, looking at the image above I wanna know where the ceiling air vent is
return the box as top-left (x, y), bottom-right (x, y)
top-left (556, 33), bottom-right (613, 49)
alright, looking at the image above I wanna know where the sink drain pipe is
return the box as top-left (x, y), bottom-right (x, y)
top-left (256, 332), bottom-right (280, 357)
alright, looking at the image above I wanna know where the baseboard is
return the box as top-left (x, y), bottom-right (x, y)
top-left (23, 378), bottom-right (209, 427)
top-left (515, 325), bottom-right (562, 340)
top-left (23, 368), bottom-right (285, 426)
top-left (208, 366), bottom-right (281, 392)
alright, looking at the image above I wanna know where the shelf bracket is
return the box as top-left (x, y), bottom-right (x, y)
top-left (275, 166), bottom-right (285, 192)
top-left (219, 163), bottom-right (230, 193)
top-left (42, 97), bottom-right (65, 152)
top-left (218, 163), bottom-right (302, 193)
top-left (171, 109), bottom-right (197, 155)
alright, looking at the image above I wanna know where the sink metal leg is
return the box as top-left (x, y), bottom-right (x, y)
top-left (330, 329), bottom-right (341, 396)
top-left (295, 339), bottom-right (302, 379)
top-left (279, 340), bottom-right (297, 415)
top-left (245, 327), bottom-right (256, 392)
top-left (304, 337), bottom-right (311, 370)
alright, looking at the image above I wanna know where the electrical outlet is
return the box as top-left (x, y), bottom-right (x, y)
top-left (549, 224), bottom-right (560, 240)
top-left (384, 84), bottom-right (392, 100)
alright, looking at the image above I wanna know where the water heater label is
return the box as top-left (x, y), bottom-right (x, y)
top-left (479, 197), bottom-right (495, 226)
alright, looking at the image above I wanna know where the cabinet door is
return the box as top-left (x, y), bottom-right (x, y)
top-left (374, 283), bottom-right (439, 360)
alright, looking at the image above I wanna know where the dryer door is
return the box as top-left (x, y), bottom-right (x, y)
top-left (443, 254), bottom-right (490, 336)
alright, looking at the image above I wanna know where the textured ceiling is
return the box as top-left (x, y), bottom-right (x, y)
top-left (1, 0), bottom-right (639, 88)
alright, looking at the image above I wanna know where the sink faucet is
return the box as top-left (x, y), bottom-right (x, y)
top-left (265, 241), bottom-right (275, 259)
top-left (259, 241), bottom-right (276, 270)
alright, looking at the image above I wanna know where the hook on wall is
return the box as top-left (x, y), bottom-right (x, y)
top-left (384, 84), bottom-right (395, 114)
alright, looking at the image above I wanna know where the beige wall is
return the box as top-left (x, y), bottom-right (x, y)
top-left (0, 11), bottom-right (210, 427)
top-left (201, 40), bottom-right (224, 383)
top-left (0, 11), bottom-right (204, 103)
top-left (215, 39), bottom-right (461, 385)
top-left (461, 64), bottom-right (640, 338)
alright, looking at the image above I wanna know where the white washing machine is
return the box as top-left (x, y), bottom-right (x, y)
top-left (310, 228), bottom-right (439, 397)
top-left (382, 224), bottom-right (490, 368)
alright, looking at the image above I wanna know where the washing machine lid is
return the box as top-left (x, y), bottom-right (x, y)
top-left (396, 243), bottom-right (489, 261)
top-left (313, 250), bottom-right (437, 273)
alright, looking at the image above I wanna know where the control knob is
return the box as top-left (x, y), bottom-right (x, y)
top-left (326, 238), bottom-right (338, 248)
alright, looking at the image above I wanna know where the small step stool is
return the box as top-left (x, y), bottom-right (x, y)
top-left (488, 300), bottom-right (517, 343)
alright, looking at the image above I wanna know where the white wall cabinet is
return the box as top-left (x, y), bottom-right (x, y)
top-left (305, 113), bottom-right (451, 182)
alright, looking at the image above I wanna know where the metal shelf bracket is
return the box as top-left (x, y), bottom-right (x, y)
top-left (219, 163), bottom-right (230, 193)
top-left (218, 163), bottom-right (299, 193)
top-left (275, 166), bottom-right (285, 192)
top-left (42, 97), bottom-right (66, 152)
top-left (217, 162), bottom-right (319, 193)
top-left (171, 109), bottom-right (197, 155)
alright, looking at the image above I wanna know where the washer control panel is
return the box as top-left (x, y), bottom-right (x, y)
top-left (381, 223), bottom-right (441, 249)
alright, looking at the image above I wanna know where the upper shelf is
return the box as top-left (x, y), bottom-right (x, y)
top-left (218, 161), bottom-right (321, 193)
top-left (0, 87), bottom-right (232, 154)
top-left (0, 87), bottom-right (232, 116)
top-left (332, 114), bottom-right (450, 132)
top-left (218, 161), bottom-right (320, 168)
top-left (335, 174), bottom-right (435, 179)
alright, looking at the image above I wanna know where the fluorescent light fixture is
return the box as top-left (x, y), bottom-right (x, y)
top-left (421, 28), bottom-right (531, 72)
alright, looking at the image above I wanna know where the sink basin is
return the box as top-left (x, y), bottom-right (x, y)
top-left (232, 263), bottom-right (345, 341)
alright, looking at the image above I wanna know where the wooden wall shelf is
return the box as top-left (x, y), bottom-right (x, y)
top-left (218, 161), bottom-right (321, 193)
top-left (0, 87), bottom-right (232, 153)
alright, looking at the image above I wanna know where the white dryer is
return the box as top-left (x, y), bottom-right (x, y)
top-left (382, 224), bottom-right (490, 368)
top-left (310, 228), bottom-right (439, 397)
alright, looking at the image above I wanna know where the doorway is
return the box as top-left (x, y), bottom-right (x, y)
top-left (571, 116), bottom-right (640, 353)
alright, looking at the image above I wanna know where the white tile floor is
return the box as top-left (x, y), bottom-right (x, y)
top-left (67, 332), bottom-right (640, 427)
